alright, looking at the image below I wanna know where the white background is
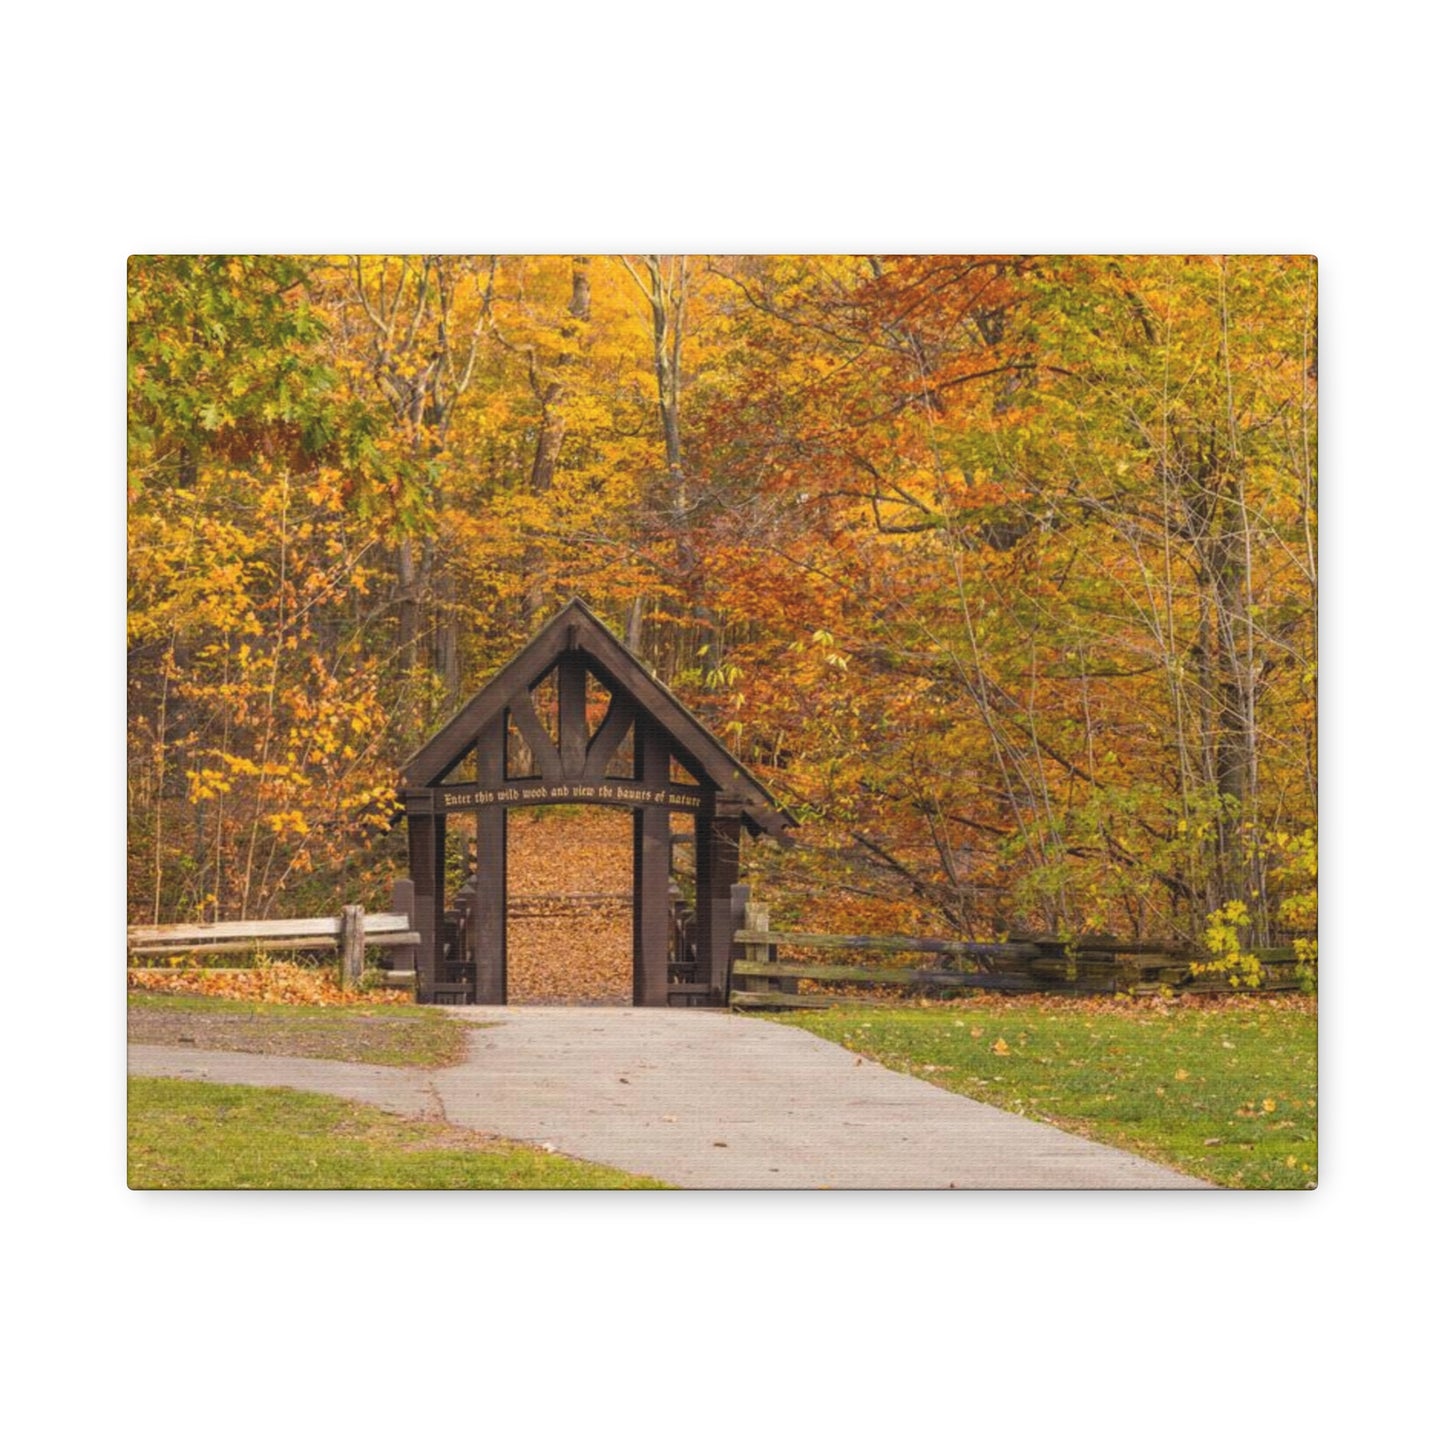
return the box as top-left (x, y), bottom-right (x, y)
top-left (2, 4), bottom-right (1433, 1440)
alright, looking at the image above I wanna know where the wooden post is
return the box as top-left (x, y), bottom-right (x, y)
top-left (407, 806), bottom-right (447, 1004)
top-left (632, 721), bottom-right (672, 1006)
top-left (696, 801), bottom-right (741, 1003)
top-left (743, 899), bottom-right (771, 996)
top-left (390, 878), bottom-right (417, 976)
top-left (730, 885), bottom-right (749, 943)
top-left (468, 717), bottom-right (507, 1005)
top-left (725, 883), bottom-right (750, 1004)
top-left (634, 807), bottom-right (671, 1005)
top-left (557, 652), bottom-right (589, 779)
top-left (474, 805), bottom-right (507, 1004)
top-left (339, 904), bottom-right (365, 992)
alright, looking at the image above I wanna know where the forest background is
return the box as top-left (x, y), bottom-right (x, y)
top-left (127, 253), bottom-right (1317, 958)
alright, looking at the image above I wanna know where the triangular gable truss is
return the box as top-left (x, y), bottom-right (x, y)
top-left (404, 598), bottom-right (793, 838)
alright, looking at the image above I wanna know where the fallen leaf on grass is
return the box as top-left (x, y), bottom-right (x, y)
top-left (128, 961), bottom-right (411, 1008)
top-left (992, 1038), bottom-right (1010, 1055)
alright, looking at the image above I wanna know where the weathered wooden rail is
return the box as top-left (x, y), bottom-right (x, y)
top-left (729, 918), bottom-right (1040, 1009)
top-left (127, 879), bottom-right (1309, 1007)
top-left (727, 909), bottom-right (1309, 1009)
top-left (1009, 935), bottom-right (1304, 994)
top-left (127, 891), bottom-right (421, 992)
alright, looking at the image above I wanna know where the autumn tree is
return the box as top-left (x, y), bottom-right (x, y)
top-left (129, 256), bottom-right (403, 921)
top-left (128, 253), bottom-right (1316, 954)
top-left (678, 254), bottom-right (1316, 943)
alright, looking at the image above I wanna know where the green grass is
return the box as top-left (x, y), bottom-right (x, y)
top-left (128, 992), bottom-right (345, 1014)
top-left (772, 998), bottom-right (1317, 1189)
top-left (127, 992), bottom-right (478, 1067)
top-left (128, 1077), bottom-right (669, 1189)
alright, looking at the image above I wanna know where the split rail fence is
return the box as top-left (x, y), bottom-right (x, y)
top-left (727, 898), bottom-right (1307, 1008)
top-left (126, 882), bottom-right (1308, 1004)
top-left (126, 882), bottom-right (421, 992)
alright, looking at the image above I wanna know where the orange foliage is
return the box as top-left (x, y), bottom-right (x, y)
top-left (128, 962), bottom-right (412, 1008)
top-left (129, 254), bottom-right (1316, 955)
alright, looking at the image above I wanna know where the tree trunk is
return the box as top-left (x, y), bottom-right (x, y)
top-left (522, 258), bottom-right (592, 628)
top-left (397, 536), bottom-right (419, 671)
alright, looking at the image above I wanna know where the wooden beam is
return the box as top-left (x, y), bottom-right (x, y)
top-left (695, 801), bottom-right (739, 1002)
top-left (633, 803), bottom-right (670, 1007)
top-left (477, 713), bottom-right (506, 789)
top-left (390, 879), bottom-right (417, 975)
top-left (409, 810), bottom-right (446, 1003)
top-left (731, 930), bottom-right (1042, 960)
top-left (474, 806), bottom-right (507, 1004)
top-left (433, 778), bottom-right (702, 811)
top-left (583, 694), bottom-right (636, 781)
top-left (636, 716), bottom-right (668, 786)
top-left (508, 691), bottom-right (563, 782)
top-left (557, 653), bottom-right (589, 779)
top-left (127, 932), bottom-right (421, 959)
top-left (130, 917), bottom-right (339, 944)
top-left (731, 961), bottom-right (1040, 989)
top-left (564, 604), bottom-right (794, 833)
top-left (402, 608), bottom-right (574, 786)
top-left (128, 936), bottom-right (339, 957)
top-left (127, 913), bottom-right (413, 947)
top-left (403, 598), bottom-right (793, 840)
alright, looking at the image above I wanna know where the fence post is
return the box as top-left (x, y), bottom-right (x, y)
top-left (728, 884), bottom-right (749, 1001)
top-left (390, 878), bottom-right (417, 980)
top-left (743, 899), bottom-right (771, 997)
top-left (339, 904), bottom-right (365, 992)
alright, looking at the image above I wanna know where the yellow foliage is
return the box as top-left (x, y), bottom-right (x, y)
top-left (130, 253), bottom-right (1316, 953)
top-left (1192, 900), bottom-right (1263, 989)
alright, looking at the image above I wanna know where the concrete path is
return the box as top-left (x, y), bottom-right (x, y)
top-left (129, 1006), bottom-right (1211, 1189)
top-left (127, 1046), bottom-right (442, 1118)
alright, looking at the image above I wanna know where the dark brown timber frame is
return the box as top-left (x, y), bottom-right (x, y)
top-left (401, 598), bottom-right (793, 1005)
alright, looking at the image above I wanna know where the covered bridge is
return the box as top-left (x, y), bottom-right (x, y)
top-left (401, 599), bottom-right (793, 1005)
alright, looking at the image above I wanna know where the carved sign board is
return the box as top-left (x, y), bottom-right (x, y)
top-left (413, 780), bottom-right (707, 814)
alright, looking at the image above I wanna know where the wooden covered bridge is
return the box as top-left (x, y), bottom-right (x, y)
top-left (401, 599), bottom-right (794, 1005)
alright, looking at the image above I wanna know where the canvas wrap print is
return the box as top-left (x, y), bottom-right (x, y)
top-left (127, 255), bottom-right (1318, 1190)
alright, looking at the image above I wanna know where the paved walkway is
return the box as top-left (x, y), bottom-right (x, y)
top-left (129, 1006), bottom-right (1211, 1189)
